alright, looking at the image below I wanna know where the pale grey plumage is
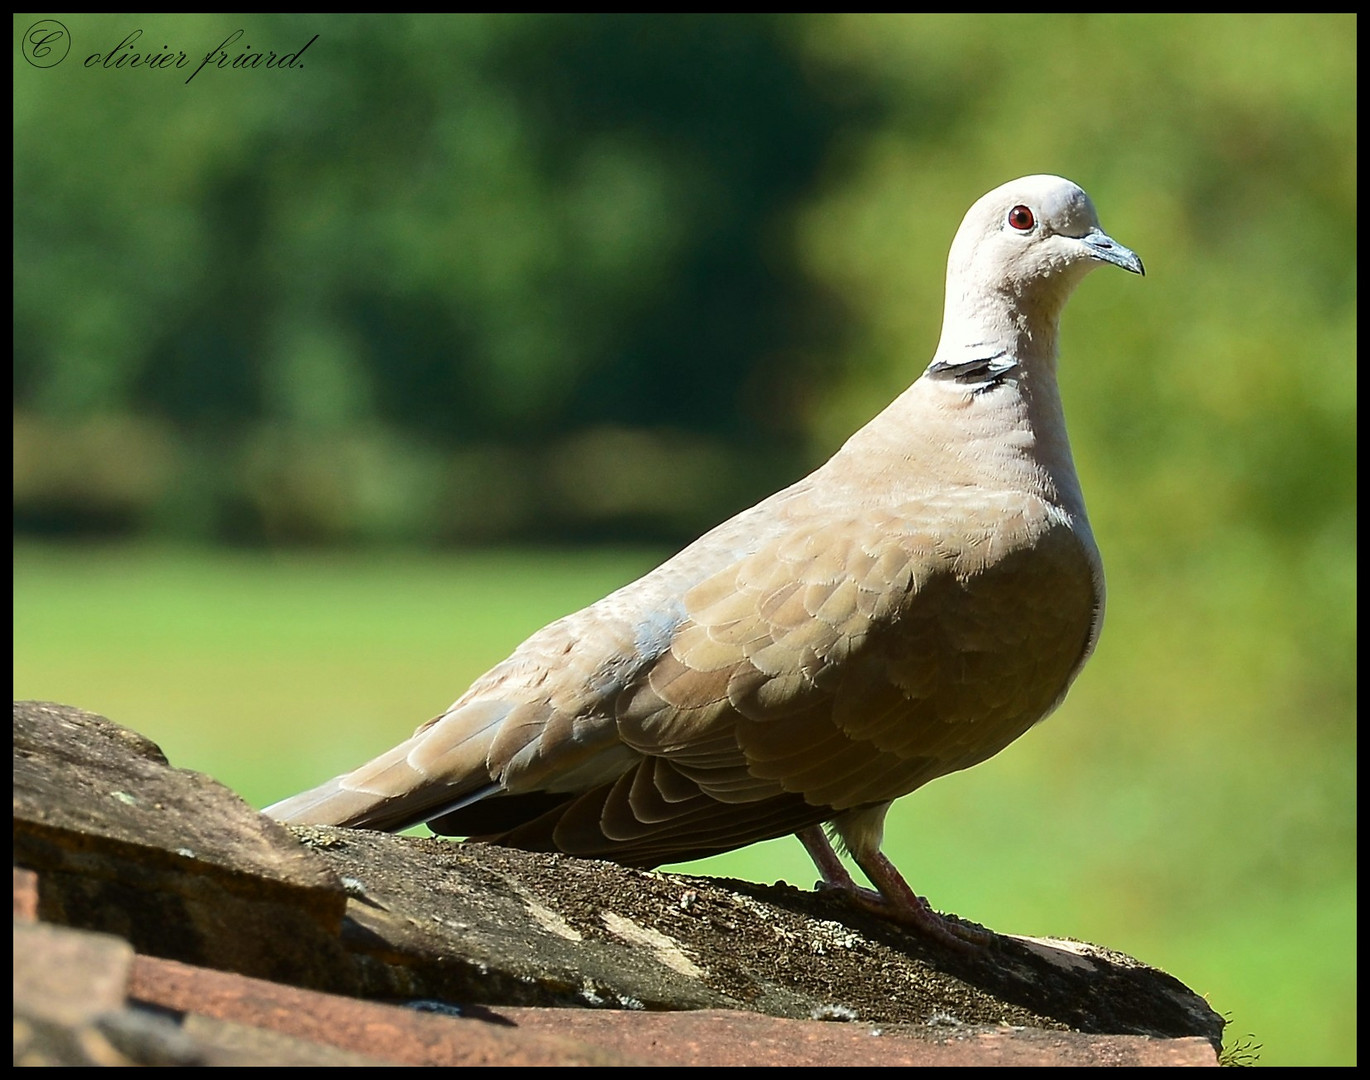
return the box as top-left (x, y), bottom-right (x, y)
top-left (265, 175), bottom-right (1143, 945)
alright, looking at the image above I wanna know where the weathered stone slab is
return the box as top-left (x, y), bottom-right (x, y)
top-left (13, 700), bottom-right (1226, 1063)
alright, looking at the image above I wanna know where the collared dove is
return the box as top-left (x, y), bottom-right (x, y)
top-left (266, 175), bottom-right (1143, 947)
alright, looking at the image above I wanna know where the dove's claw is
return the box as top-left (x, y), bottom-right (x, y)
top-left (798, 825), bottom-right (993, 950)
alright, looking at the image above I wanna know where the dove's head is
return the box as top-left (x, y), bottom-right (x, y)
top-left (940, 175), bottom-right (1143, 360)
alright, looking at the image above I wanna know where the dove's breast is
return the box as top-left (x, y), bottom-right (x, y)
top-left (862, 504), bottom-right (1101, 787)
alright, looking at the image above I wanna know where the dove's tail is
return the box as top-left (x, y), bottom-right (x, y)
top-left (263, 693), bottom-right (525, 831)
top-left (262, 730), bottom-right (492, 833)
top-left (262, 775), bottom-right (387, 828)
top-left (262, 748), bottom-right (427, 832)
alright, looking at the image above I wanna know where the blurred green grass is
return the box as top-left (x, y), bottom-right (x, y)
top-left (13, 540), bottom-right (1354, 1065)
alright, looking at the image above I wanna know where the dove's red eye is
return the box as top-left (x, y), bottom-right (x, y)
top-left (1008, 205), bottom-right (1035, 231)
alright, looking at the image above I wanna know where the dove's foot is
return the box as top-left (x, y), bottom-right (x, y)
top-left (798, 826), bottom-right (993, 950)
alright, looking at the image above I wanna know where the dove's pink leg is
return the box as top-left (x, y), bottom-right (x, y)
top-left (797, 826), bottom-right (992, 949)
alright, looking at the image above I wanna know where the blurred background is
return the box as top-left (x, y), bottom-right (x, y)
top-left (13, 13), bottom-right (1354, 1065)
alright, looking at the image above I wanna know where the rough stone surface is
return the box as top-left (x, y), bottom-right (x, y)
top-left (13, 701), bottom-right (355, 993)
top-left (14, 919), bottom-right (133, 1028)
top-left (128, 953), bottom-right (1217, 1066)
top-left (12, 920), bottom-right (391, 1066)
top-left (298, 825), bottom-right (1221, 1043)
top-left (12, 919), bottom-right (194, 1066)
top-left (14, 866), bottom-right (38, 922)
top-left (12, 701), bottom-right (1225, 1066)
top-left (130, 954), bottom-right (650, 1066)
top-left (493, 1006), bottom-right (1221, 1066)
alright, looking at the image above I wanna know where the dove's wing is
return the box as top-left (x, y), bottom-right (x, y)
top-left (478, 482), bottom-right (1098, 867)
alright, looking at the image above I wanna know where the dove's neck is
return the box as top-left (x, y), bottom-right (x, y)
top-left (833, 290), bottom-right (1088, 521)
top-left (932, 283), bottom-right (1069, 374)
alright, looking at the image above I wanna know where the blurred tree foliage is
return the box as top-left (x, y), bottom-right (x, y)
top-left (14, 14), bottom-right (1354, 556)
top-left (15, 13), bottom-right (872, 544)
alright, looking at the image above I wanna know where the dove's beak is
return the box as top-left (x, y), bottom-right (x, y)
top-left (1080, 228), bottom-right (1145, 276)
